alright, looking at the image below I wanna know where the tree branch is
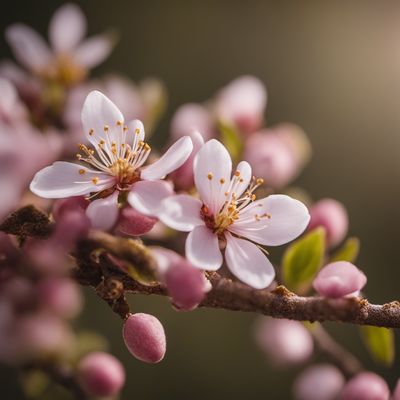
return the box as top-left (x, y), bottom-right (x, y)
top-left (3, 206), bottom-right (400, 329)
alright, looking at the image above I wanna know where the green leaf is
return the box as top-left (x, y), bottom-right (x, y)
top-left (360, 326), bottom-right (395, 367)
top-left (330, 237), bottom-right (360, 263)
top-left (218, 121), bottom-right (243, 162)
top-left (281, 227), bottom-right (326, 293)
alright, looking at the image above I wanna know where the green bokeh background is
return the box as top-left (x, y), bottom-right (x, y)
top-left (1, 1), bottom-right (400, 399)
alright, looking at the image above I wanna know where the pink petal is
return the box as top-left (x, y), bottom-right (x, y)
top-left (158, 194), bottom-right (203, 232)
top-left (116, 206), bottom-right (157, 236)
top-left (81, 90), bottom-right (124, 146)
top-left (340, 372), bottom-right (389, 400)
top-left (86, 192), bottom-right (119, 231)
top-left (73, 34), bottom-right (114, 69)
top-left (225, 233), bottom-right (275, 289)
top-left (193, 139), bottom-right (232, 214)
top-left (30, 161), bottom-right (115, 199)
top-left (141, 136), bottom-right (193, 180)
top-left (49, 3), bottom-right (86, 53)
top-left (230, 194), bottom-right (310, 246)
top-left (313, 261), bottom-right (367, 299)
top-left (128, 180), bottom-right (173, 216)
top-left (5, 24), bottom-right (52, 71)
top-left (185, 225), bottom-right (222, 271)
top-left (170, 103), bottom-right (215, 141)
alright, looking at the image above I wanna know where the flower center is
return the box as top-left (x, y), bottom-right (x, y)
top-left (201, 171), bottom-right (269, 235)
top-left (77, 121), bottom-right (151, 192)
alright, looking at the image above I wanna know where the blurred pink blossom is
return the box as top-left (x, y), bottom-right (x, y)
top-left (340, 372), bottom-right (390, 400)
top-left (214, 75), bottom-right (267, 134)
top-left (293, 364), bottom-right (345, 400)
top-left (5, 3), bottom-right (115, 85)
top-left (255, 318), bottom-right (314, 365)
top-left (77, 352), bottom-right (125, 397)
top-left (308, 198), bottom-right (349, 248)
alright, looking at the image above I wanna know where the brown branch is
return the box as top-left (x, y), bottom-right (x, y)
top-left (3, 206), bottom-right (400, 329)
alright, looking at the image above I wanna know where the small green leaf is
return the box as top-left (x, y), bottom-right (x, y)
top-left (360, 325), bottom-right (395, 367)
top-left (281, 227), bottom-right (326, 293)
top-left (218, 121), bottom-right (243, 162)
top-left (330, 237), bottom-right (360, 263)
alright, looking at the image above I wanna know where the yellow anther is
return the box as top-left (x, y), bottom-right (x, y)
top-left (239, 178), bottom-right (244, 183)
top-left (88, 128), bottom-right (94, 136)
top-left (117, 120), bottom-right (123, 126)
top-left (92, 177), bottom-right (99, 184)
top-left (135, 128), bottom-right (140, 134)
top-left (79, 169), bottom-right (85, 175)
top-left (256, 178), bottom-right (264, 185)
top-left (104, 125), bottom-right (109, 132)
top-left (220, 178), bottom-right (225, 184)
top-left (207, 173), bottom-right (213, 180)
top-left (251, 194), bottom-right (256, 201)
top-left (123, 125), bottom-right (128, 132)
top-left (76, 154), bottom-right (82, 159)
top-left (144, 143), bottom-right (151, 151)
top-left (234, 170), bottom-right (240, 177)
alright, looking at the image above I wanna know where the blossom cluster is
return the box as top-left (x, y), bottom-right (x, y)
top-left (0, 3), bottom-right (396, 400)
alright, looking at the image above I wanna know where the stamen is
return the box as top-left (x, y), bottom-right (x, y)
top-left (79, 169), bottom-right (85, 175)
top-left (207, 173), bottom-right (213, 180)
top-left (92, 177), bottom-right (99, 184)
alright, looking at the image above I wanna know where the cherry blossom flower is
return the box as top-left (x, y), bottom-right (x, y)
top-left (156, 139), bottom-right (310, 289)
top-left (30, 91), bottom-right (193, 230)
top-left (5, 3), bottom-right (115, 86)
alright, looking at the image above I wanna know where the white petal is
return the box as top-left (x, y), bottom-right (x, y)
top-left (193, 139), bottom-right (232, 214)
top-left (233, 160), bottom-right (252, 198)
top-left (185, 225), bottom-right (222, 271)
top-left (225, 233), bottom-right (275, 289)
top-left (49, 3), bottom-right (86, 53)
top-left (86, 191), bottom-right (119, 231)
top-left (5, 24), bottom-right (52, 71)
top-left (158, 194), bottom-right (203, 232)
top-left (81, 90), bottom-right (124, 146)
top-left (73, 34), bottom-right (114, 69)
top-left (125, 119), bottom-right (145, 147)
top-left (128, 180), bottom-right (173, 216)
top-left (141, 136), bottom-right (193, 180)
top-left (230, 194), bottom-right (310, 246)
top-left (30, 162), bottom-right (115, 199)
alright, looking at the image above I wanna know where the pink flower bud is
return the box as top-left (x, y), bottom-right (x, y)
top-left (123, 313), bottom-right (166, 363)
top-left (308, 199), bottom-right (349, 248)
top-left (293, 364), bottom-right (345, 400)
top-left (215, 75), bottom-right (267, 134)
top-left (171, 103), bottom-right (214, 141)
top-left (255, 318), bottom-right (313, 365)
top-left (340, 372), bottom-right (390, 400)
top-left (392, 379), bottom-right (400, 400)
top-left (52, 209), bottom-right (90, 247)
top-left (77, 352), bottom-right (125, 397)
top-left (37, 278), bottom-right (83, 319)
top-left (152, 247), bottom-right (211, 310)
top-left (116, 206), bottom-right (157, 236)
top-left (243, 132), bottom-right (297, 188)
top-left (52, 196), bottom-right (89, 221)
top-left (313, 261), bottom-right (366, 299)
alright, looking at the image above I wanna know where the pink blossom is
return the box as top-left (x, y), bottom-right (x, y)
top-left (152, 247), bottom-right (211, 310)
top-left (308, 198), bottom-right (349, 248)
top-left (30, 91), bottom-right (193, 229)
top-left (157, 139), bottom-right (310, 289)
top-left (123, 313), bottom-right (166, 363)
top-left (116, 206), bottom-right (157, 236)
top-left (293, 364), bottom-right (345, 400)
top-left (313, 261), bottom-right (367, 299)
top-left (255, 318), bottom-right (313, 365)
top-left (5, 3), bottom-right (115, 85)
top-left (392, 379), bottom-right (400, 400)
top-left (37, 278), bottom-right (83, 319)
top-left (340, 372), bottom-right (390, 400)
top-left (77, 352), bottom-right (125, 397)
top-left (214, 75), bottom-right (267, 134)
top-left (171, 103), bottom-right (215, 141)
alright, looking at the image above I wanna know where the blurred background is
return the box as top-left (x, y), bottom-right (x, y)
top-left (1, 0), bottom-right (400, 398)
